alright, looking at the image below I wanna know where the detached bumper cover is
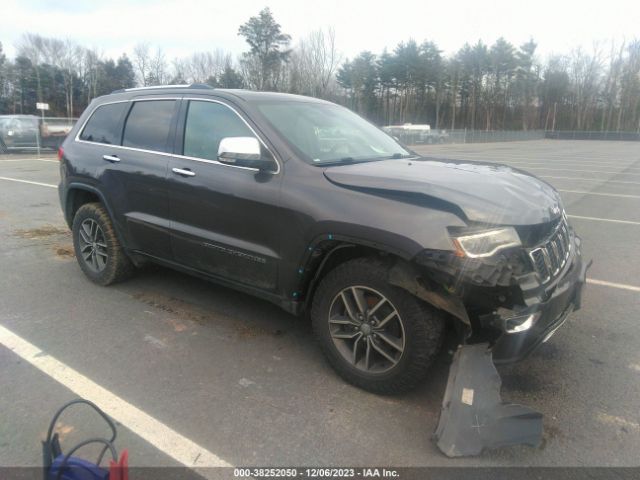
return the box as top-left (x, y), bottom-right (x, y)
top-left (434, 343), bottom-right (543, 457)
top-left (490, 241), bottom-right (589, 363)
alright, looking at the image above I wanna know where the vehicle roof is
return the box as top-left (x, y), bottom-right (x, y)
top-left (100, 85), bottom-right (331, 105)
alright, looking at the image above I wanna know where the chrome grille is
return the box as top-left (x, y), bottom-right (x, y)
top-left (528, 218), bottom-right (572, 283)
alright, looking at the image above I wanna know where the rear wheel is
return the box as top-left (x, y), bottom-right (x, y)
top-left (311, 257), bottom-right (444, 394)
top-left (72, 203), bottom-right (135, 285)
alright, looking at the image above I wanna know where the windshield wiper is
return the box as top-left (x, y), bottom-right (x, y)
top-left (314, 157), bottom-right (356, 167)
top-left (315, 154), bottom-right (413, 167)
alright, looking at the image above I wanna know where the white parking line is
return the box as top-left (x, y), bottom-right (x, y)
top-left (559, 189), bottom-right (640, 199)
top-left (498, 156), bottom-right (640, 162)
top-left (0, 324), bottom-right (232, 469)
top-left (0, 176), bottom-right (57, 188)
top-left (568, 215), bottom-right (640, 225)
top-left (507, 162), bottom-right (640, 170)
top-left (425, 163), bottom-right (640, 176)
top-left (412, 154), bottom-right (640, 175)
top-left (588, 279), bottom-right (640, 293)
top-left (514, 167), bottom-right (640, 176)
top-left (0, 158), bottom-right (58, 163)
top-left (541, 176), bottom-right (640, 185)
top-left (424, 152), bottom-right (639, 161)
top-left (430, 157), bottom-right (640, 169)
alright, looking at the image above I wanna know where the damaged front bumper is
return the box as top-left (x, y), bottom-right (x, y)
top-left (431, 233), bottom-right (589, 456)
top-left (432, 246), bottom-right (588, 457)
top-left (414, 225), bottom-right (589, 364)
top-left (485, 237), bottom-right (589, 363)
top-left (416, 222), bottom-right (591, 456)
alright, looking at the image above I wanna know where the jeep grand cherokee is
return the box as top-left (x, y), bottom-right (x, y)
top-left (58, 84), bottom-right (588, 394)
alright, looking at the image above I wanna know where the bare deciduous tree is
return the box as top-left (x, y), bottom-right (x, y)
top-left (568, 44), bottom-right (604, 129)
top-left (133, 42), bottom-right (151, 86)
top-left (290, 28), bottom-right (341, 97)
top-left (147, 47), bottom-right (168, 85)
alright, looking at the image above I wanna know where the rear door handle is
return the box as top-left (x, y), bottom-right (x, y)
top-left (102, 154), bottom-right (120, 163)
top-left (172, 167), bottom-right (195, 177)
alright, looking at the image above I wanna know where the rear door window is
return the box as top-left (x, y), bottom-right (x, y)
top-left (79, 102), bottom-right (128, 145)
top-left (122, 100), bottom-right (176, 152)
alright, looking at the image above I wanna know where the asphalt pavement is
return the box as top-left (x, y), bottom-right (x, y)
top-left (0, 140), bottom-right (639, 475)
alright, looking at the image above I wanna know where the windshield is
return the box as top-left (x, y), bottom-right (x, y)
top-left (255, 101), bottom-right (412, 165)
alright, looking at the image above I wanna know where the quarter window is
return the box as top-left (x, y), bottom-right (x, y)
top-left (122, 100), bottom-right (176, 152)
top-left (183, 101), bottom-right (256, 161)
top-left (79, 102), bottom-right (128, 145)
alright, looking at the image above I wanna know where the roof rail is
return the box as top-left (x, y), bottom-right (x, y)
top-left (110, 84), bottom-right (214, 94)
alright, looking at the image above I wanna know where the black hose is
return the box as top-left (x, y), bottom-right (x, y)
top-left (45, 399), bottom-right (119, 472)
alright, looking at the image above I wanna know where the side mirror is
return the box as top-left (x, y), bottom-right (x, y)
top-left (217, 137), bottom-right (275, 172)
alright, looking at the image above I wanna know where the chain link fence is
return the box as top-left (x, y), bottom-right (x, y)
top-left (400, 128), bottom-right (640, 145)
top-left (391, 128), bottom-right (546, 145)
top-left (545, 130), bottom-right (640, 141)
top-left (447, 129), bottom-right (546, 143)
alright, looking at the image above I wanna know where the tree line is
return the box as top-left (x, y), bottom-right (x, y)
top-left (1, 8), bottom-right (639, 132)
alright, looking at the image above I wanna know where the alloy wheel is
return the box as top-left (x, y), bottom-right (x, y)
top-left (328, 285), bottom-right (406, 374)
top-left (78, 219), bottom-right (108, 273)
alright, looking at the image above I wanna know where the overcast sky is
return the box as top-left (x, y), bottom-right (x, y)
top-left (2, 0), bottom-right (639, 62)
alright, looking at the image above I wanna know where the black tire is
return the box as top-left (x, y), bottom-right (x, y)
top-left (0, 137), bottom-right (8, 153)
top-left (72, 202), bottom-right (135, 285)
top-left (311, 257), bottom-right (444, 394)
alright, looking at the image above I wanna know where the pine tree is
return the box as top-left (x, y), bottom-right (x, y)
top-left (238, 7), bottom-right (291, 91)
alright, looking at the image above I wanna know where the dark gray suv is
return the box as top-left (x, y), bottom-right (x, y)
top-left (58, 84), bottom-right (588, 394)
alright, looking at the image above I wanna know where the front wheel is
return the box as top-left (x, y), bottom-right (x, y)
top-left (311, 258), bottom-right (444, 394)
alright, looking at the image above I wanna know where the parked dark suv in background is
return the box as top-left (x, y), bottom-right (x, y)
top-left (58, 85), bottom-right (588, 394)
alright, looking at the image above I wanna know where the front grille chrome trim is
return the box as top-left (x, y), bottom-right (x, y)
top-left (528, 217), bottom-right (572, 284)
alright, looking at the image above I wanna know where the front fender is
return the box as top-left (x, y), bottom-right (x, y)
top-left (387, 259), bottom-right (471, 326)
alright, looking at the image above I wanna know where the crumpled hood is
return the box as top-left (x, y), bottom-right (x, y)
top-left (323, 157), bottom-right (563, 226)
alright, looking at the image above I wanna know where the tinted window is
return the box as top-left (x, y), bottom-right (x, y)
top-left (122, 100), bottom-right (176, 152)
top-left (79, 102), bottom-right (127, 145)
top-left (183, 101), bottom-right (255, 161)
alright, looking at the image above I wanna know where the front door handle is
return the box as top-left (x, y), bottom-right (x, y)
top-left (172, 167), bottom-right (195, 177)
top-left (102, 154), bottom-right (120, 163)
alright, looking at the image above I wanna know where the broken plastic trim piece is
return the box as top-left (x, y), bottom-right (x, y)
top-left (434, 343), bottom-right (543, 457)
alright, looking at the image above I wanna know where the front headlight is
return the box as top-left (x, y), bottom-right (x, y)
top-left (451, 227), bottom-right (521, 258)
